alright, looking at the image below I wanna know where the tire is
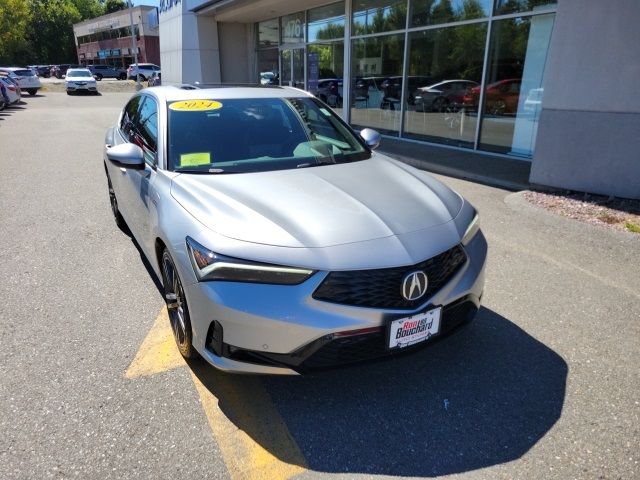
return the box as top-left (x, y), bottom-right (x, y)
top-left (138, 74), bottom-right (147, 82)
top-left (105, 168), bottom-right (127, 230)
top-left (95, 74), bottom-right (103, 81)
top-left (28, 89), bottom-right (37, 96)
top-left (0, 101), bottom-right (5, 111)
top-left (66, 91), bottom-right (72, 95)
top-left (118, 73), bottom-right (126, 80)
top-left (161, 249), bottom-right (197, 359)
top-left (432, 97), bottom-right (449, 112)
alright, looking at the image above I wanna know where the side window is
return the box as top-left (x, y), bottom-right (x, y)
top-left (120, 96), bottom-right (142, 142)
top-left (136, 96), bottom-right (159, 162)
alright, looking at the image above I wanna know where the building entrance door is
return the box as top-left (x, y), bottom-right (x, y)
top-left (280, 48), bottom-right (304, 89)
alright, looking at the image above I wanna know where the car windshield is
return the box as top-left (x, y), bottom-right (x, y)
top-left (167, 97), bottom-right (370, 174)
top-left (14, 69), bottom-right (34, 76)
top-left (68, 70), bottom-right (92, 77)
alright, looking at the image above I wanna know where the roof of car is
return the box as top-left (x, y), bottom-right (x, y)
top-left (147, 85), bottom-right (314, 102)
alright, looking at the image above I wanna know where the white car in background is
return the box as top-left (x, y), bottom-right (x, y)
top-left (0, 76), bottom-right (21, 106)
top-left (0, 67), bottom-right (41, 95)
top-left (127, 63), bottom-right (160, 81)
top-left (65, 68), bottom-right (98, 95)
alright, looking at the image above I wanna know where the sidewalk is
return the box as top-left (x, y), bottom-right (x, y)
top-left (378, 136), bottom-right (531, 191)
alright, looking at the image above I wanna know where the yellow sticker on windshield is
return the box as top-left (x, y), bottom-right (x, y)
top-left (169, 100), bottom-right (223, 112)
top-left (180, 152), bottom-right (211, 166)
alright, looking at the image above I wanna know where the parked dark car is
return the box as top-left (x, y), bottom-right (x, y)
top-left (36, 66), bottom-right (51, 78)
top-left (316, 78), bottom-right (342, 107)
top-left (413, 80), bottom-right (479, 112)
top-left (50, 64), bottom-right (82, 79)
top-left (87, 64), bottom-right (127, 80)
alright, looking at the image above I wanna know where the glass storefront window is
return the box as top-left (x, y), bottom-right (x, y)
top-left (258, 18), bottom-right (279, 47)
top-left (403, 23), bottom-right (487, 147)
top-left (308, 2), bottom-right (345, 42)
top-left (494, 0), bottom-right (556, 15)
top-left (479, 14), bottom-right (555, 156)
top-left (351, 33), bottom-right (405, 135)
top-left (281, 12), bottom-right (306, 44)
top-left (257, 49), bottom-right (279, 85)
top-left (410, 0), bottom-right (491, 27)
top-left (307, 42), bottom-right (345, 108)
top-left (352, 0), bottom-right (407, 36)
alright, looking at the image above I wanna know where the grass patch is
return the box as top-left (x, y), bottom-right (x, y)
top-left (625, 222), bottom-right (640, 234)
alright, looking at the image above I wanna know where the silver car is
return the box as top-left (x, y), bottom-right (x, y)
top-left (104, 86), bottom-right (487, 375)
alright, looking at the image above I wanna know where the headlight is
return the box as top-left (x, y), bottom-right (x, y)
top-left (186, 236), bottom-right (316, 284)
top-left (461, 211), bottom-right (480, 245)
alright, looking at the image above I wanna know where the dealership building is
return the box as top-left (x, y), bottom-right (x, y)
top-left (158, 0), bottom-right (639, 199)
top-left (73, 6), bottom-right (160, 68)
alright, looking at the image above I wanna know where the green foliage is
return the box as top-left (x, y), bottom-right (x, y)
top-left (0, 0), bottom-right (104, 64)
top-left (626, 222), bottom-right (640, 234)
top-left (0, 0), bottom-right (32, 64)
top-left (105, 0), bottom-right (127, 14)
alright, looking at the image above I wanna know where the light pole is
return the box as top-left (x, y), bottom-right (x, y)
top-left (128, 0), bottom-right (141, 90)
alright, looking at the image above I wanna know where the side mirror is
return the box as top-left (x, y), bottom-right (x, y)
top-left (106, 143), bottom-right (145, 170)
top-left (360, 128), bottom-right (381, 150)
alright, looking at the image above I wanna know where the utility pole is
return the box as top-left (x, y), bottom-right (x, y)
top-left (128, 0), bottom-right (141, 90)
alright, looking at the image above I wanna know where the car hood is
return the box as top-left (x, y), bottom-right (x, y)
top-left (170, 155), bottom-right (463, 248)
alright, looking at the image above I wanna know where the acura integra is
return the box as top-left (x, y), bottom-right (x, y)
top-left (103, 85), bottom-right (487, 375)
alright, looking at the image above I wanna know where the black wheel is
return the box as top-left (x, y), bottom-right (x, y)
top-left (105, 168), bottom-right (127, 230)
top-left (28, 89), bottom-right (37, 96)
top-left (161, 250), bottom-right (196, 359)
top-left (66, 91), bottom-right (73, 95)
top-left (118, 73), bottom-right (126, 80)
top-left (95, 74), bottom-right (103, 81)
top-left (432, 97), bottom-right (449, 112)
top-left (138, 74), bottom-right (147, 82)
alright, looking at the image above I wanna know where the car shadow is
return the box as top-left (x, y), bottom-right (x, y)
top-left (189, 307), bottom-right (567, 477)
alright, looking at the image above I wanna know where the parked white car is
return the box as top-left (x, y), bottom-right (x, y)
top-left (65, 68), bottom-right (98, 95)
top-left (0, 76), bottom-right (21, 106)
top-left (0, 67), bottom-right (41, 95)
top-left (127, 63), bottom-right (160, 81)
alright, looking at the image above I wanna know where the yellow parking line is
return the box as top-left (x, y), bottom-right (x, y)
top-left (125, 308), bottom-right (185, 378)
top-left (126, 308), bottom-right (307, 479)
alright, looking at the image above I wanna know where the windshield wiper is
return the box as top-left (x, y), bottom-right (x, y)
top-left (174, 168), bottom-right (231, 174)
top-left (296, 159), bottom-right (337, 168)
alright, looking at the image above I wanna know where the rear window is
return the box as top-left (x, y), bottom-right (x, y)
top-left (67, 70), bottom-right (92, 77)
top-left (167, 97), bottom-right (369, 174)
top-left (14, 69), bottom-right (34, 76)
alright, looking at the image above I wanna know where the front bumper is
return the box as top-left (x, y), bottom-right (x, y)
top-left (66, 83), bottom-right (97, 92)
top-left (185, 231), bottom-right (487, 374)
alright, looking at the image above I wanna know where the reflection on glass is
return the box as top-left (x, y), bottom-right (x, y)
top-left (410, 0), bottom-right (491, 27)
top-left (257, 49), bottom-right (279, 85)
top-left (308, 43), bottom-right (345, 108)
top-left (494, 0), bottom-right (556, 15)
top-left (308, 1), bottom-right (345, 42)
top-left (479, 14), bottom-right (555, 156)
top-left (281, 12), bottom-right (305, 44)
top-left (258, 18), bottom-right (279, 48)
top-left (351, 33), bottom-right (405, 135)
top-left (352, 0), bottom-right (407, 35)
top-left (403, 23), bottom-right (487, 147)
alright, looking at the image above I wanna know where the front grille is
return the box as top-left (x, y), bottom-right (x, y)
top-left (312, 245), bottom-right (467, 309)
top-left (300, 299), bottom-right (478, 370)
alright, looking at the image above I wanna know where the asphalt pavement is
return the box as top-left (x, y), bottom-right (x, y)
top-left (0, 92), bottom-right (638, 480)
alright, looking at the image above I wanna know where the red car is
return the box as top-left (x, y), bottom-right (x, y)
top-left (464, 78), bottom-right (522, 115)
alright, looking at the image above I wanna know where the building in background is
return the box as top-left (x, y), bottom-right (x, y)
top-left (73, 6), bottom-right (160, 68)
top-left (158, 0), bottom-right (639, 200)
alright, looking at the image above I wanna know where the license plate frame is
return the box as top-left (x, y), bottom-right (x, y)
top-left (387, 307), bottom-right (442, 350)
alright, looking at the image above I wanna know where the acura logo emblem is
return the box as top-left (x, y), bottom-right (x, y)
top-left (401, 271), bottom-right (429, 301)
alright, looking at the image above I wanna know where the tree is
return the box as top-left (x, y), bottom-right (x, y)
top-left (27, 0), bottom-right (82, 63)
top-left (0, 0), bottom-right (31, 64)
top-left (71, 0), bottom-right (104, 19)
top-left (104, 0), bottom-right (126, 14)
